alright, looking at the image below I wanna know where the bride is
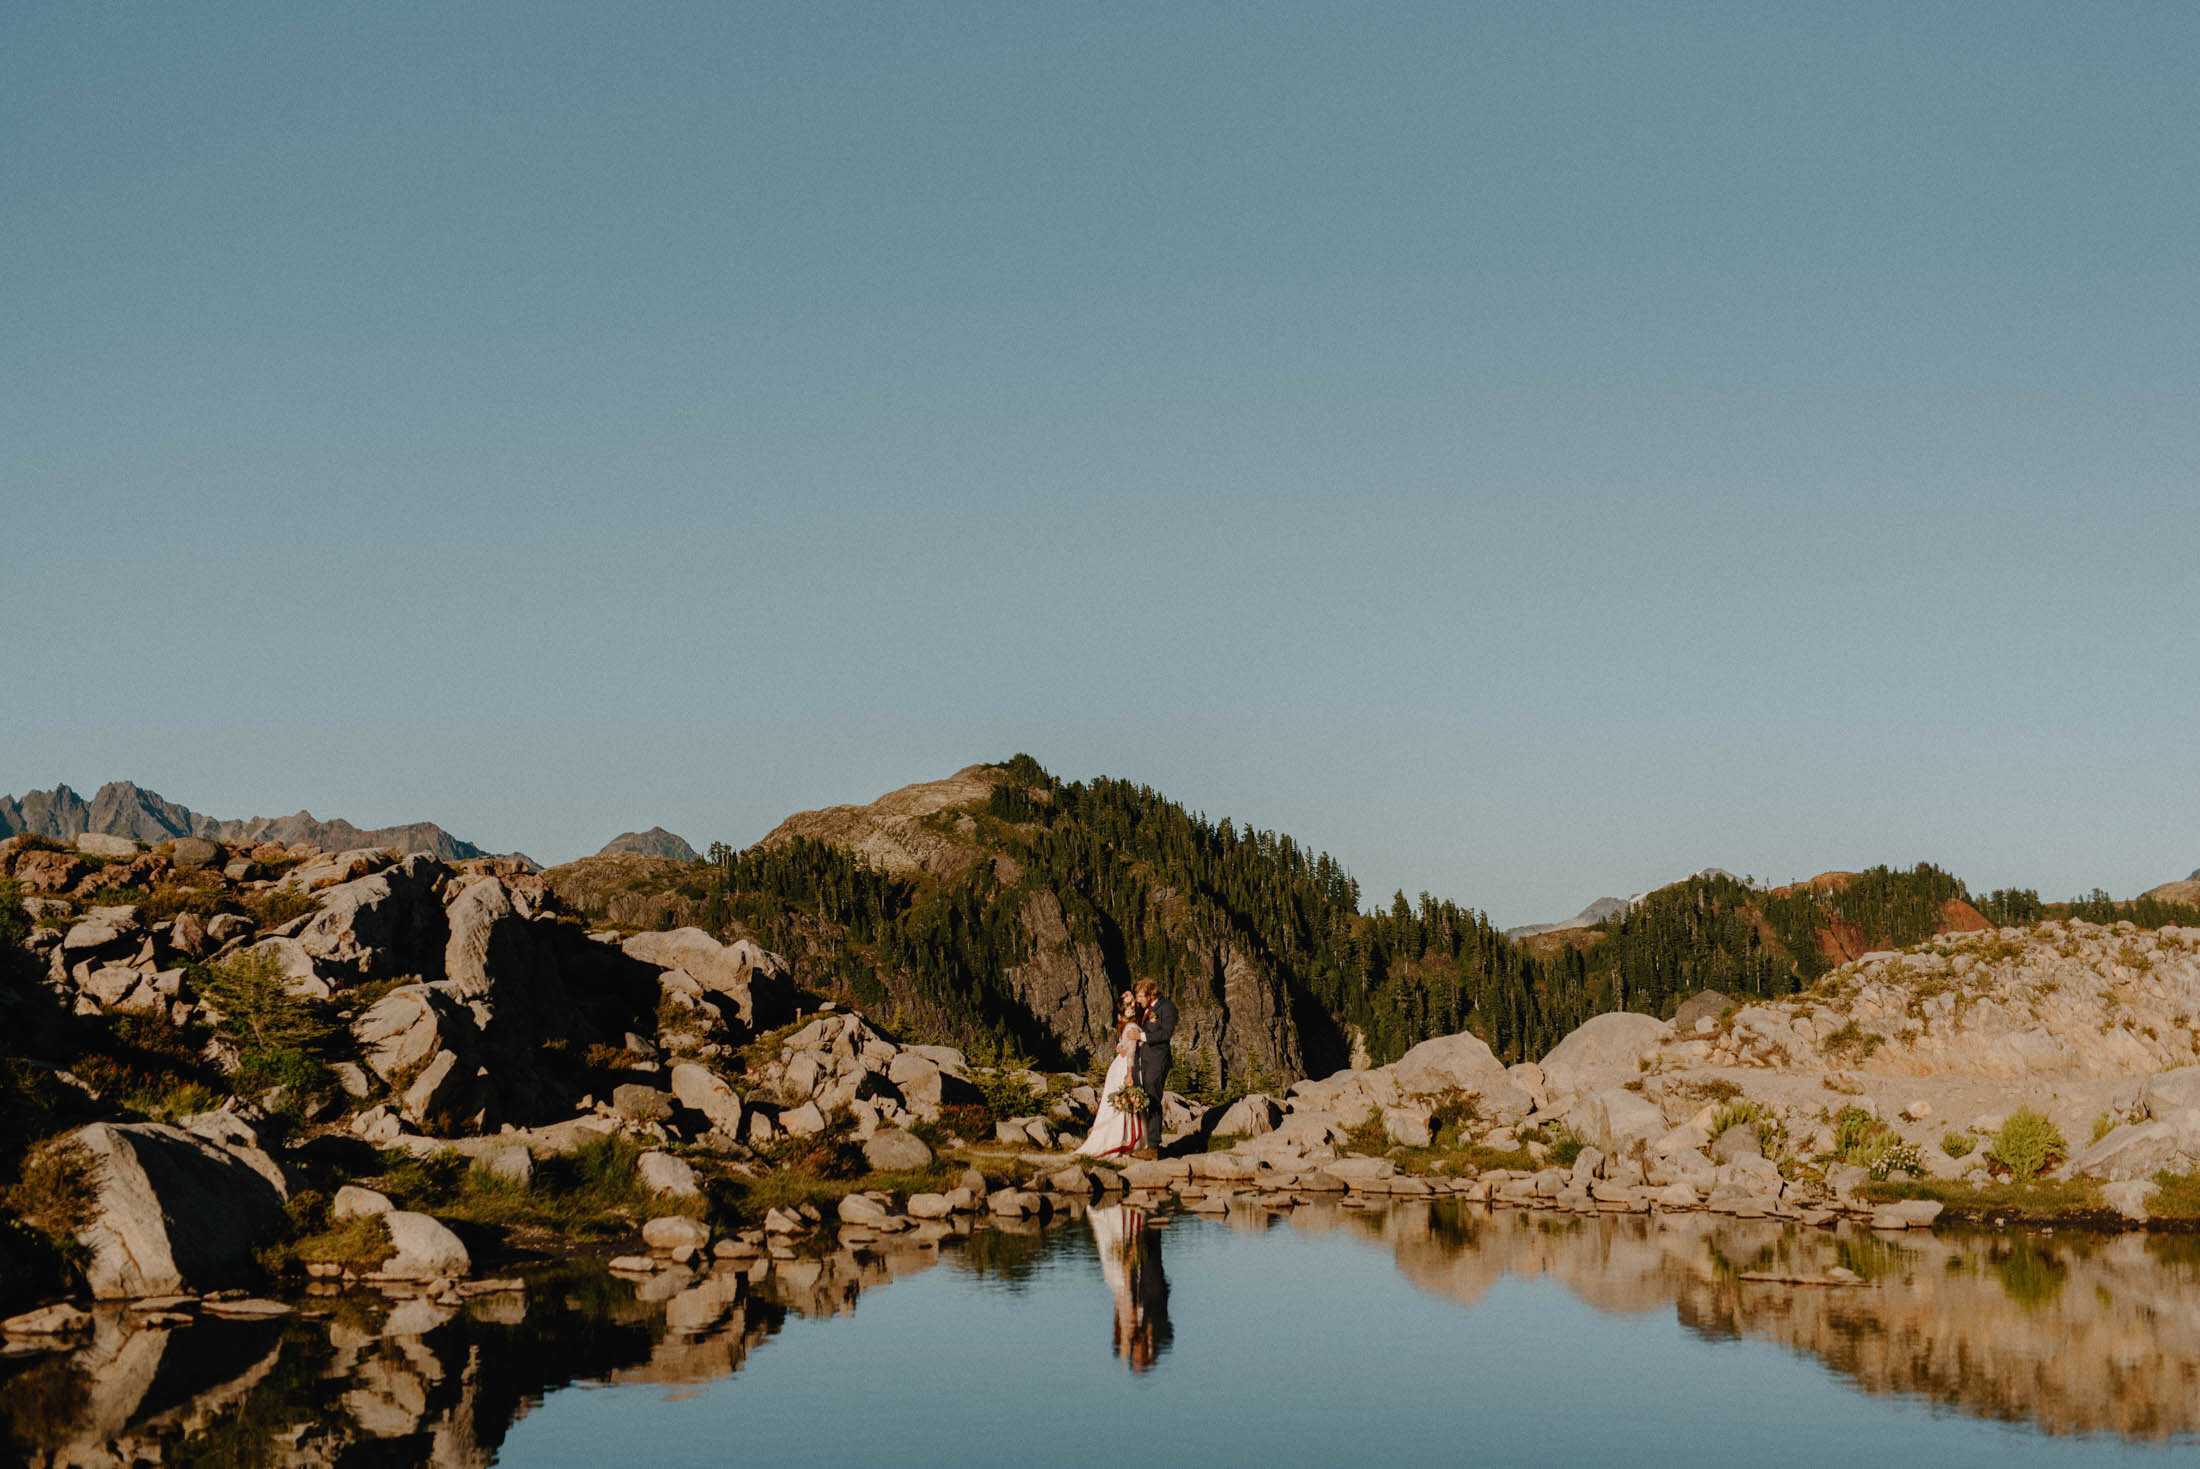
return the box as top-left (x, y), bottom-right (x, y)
top-left (1076, 991), bottom-right (1147, 1158)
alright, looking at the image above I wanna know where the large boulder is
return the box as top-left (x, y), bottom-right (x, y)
top-left (1539, 1013), bottom-right (1673, 1097)
top-left (620, 928), bottom-right (795, 1032)
top-left (294, 854), bottom-right (449, 982)
top-left (69, 1123), bottom-right (290, 1298)
top-left (353, 985), bottom-right (466, 1082)
top-left (1671, 990), bottom-right (1732, 1030)
top-left (167, 836), bottom-right (222, 871)
top-left (862, 1128), bottom-right (933, 1172)
top-left (378, 1211), bottom-right (470, 1280)
top-left (2065, 1119), bottom-right (2200, 1181)
top-left (1211, 1093), bottom-right (1282, 1138)
top-left (443, 878), bottom-right (543, 998)
top-left (74, 833), bottom-right (139, 860)
top-left (281, 847), bottom-right (396, 892)
top-left (638, 1151), bottom-right (702, 1198)
top-left (670, 1063), bottom-right (745, 1136)
top-left (61, 906), bottom-right (142, 960)
top-left (884, 1050), bottom-right (982, 1118)
top-left (1390, 1032), bottom-right (1533, 1121)
top-left (1571, 1087), bottom-right (1668, 1156)
top-left (2141, 1066), bottom-right (2200, 1122)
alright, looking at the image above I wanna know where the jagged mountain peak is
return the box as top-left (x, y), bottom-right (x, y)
top-left (0, 780), bottom-right (491, 861)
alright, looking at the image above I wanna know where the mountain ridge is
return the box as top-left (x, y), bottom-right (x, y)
top-left (0, 780), bottom-right (492, 862)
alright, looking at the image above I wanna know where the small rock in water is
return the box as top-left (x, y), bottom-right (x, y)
top-left (2, 1304), bottom-right (91, 1337)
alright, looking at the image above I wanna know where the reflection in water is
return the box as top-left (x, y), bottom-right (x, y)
top-left (6, 1203), bottom-right (2200, 1462)
top-left (1362, 1206), bottom-right (2200, 1442)
top-left (1088, 1204), bottom-right (1172, 1371)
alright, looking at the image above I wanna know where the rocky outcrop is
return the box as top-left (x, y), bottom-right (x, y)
top-left (1274, 1028), bottom-right (1531, 1148)
top-left (294, 854), bottom-right (450, 981)
top-left (69, 1122), bottom-right (290, 1298)
top-left (1538, 1012), bottom-right (1672, 1100)
top-left (756, 764), bottom-right (1005, 882)
top-left (621, 927), bottom-right (795, 1033)
top-left (543, 851), bottom-right (707, 930)
top-left (597, 827), bottom-right (701, 862)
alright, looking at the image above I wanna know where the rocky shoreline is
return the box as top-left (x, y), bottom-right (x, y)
top-left (7, 828), bottom-right (2200, 1346)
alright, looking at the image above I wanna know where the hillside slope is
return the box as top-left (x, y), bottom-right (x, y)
top-left (554, 757), bottom-right (1549, 1085)
top-left (596, 827), bottom-right (700, 862)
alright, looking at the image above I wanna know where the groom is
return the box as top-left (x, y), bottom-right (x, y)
top-left (1131, 979), bottom-right (1176, 1160)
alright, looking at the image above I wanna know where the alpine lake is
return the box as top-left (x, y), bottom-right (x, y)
top-left (7, 1198), bottom-right (2199, 1467)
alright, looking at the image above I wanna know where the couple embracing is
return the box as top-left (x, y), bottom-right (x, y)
top-left (1076, 978), bottom-right (1176, 1160)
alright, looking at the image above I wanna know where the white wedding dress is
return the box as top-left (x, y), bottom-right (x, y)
top-left (1076, 1023), bottom-right (1145, 1157)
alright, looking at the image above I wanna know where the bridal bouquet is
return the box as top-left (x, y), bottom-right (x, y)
top-left (1108, 1084), bottom-right (1151, 1115)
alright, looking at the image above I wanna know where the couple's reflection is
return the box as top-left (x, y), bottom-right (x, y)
top-left (1089, 1202), bottom-right (1172, 1371)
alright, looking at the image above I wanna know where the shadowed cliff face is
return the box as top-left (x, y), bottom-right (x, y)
top-left (9, 1207), bottom-right (2200, 1461)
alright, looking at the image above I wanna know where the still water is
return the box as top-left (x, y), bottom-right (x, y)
top-left (7, 1202), bottom-right (2199, 1466)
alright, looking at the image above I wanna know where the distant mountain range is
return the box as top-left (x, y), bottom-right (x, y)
top-left (1505, 870), bottom-right (1763, 939)
top-left (1505, 896), bottom-right (1628, 940)
top-left (596, 827), bottom-right (700, 862)
top-left (0, 781), bottom-right (492, 862)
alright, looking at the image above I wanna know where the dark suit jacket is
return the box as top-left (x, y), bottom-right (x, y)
top-left (1134, 996), bottom-right (1177, 1111)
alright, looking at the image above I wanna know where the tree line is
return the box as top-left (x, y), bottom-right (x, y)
top-left (684, 757), bottom-right (2200, 1076)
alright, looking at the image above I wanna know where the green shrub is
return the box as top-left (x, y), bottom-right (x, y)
top-left (972, 1067), bottom-right (1042, 1121)
top-left (1989, 1107), bottom-right (2066, 1182)
top-left (193, 951), bottom-right (333, 1095)
top-left (1821, 1022), bottom-right (1885, 1064)
top-left (260, 1191), bottom-right (393, 1273)
top-left (5, 1137), bottom-right (99, 1260)
top-left (1427, 1088), bottom-right (1480, 1148)
top-left (1342, 1108), bottom-right (1391, 1154)
top-left (1710, 1099), bottom-right (1784, 1157)
top-left (1941, 1132), bottom-right (1975, 1158)
top-left (1832, 1105), bottom-right (1880, 1159)
top-left (1829, 1104), bottom-right (1918, 1177)
top-left (1542, 1120), bottom-right (1584, 1168)
top-left (239, 887), bottom-right (318, 929)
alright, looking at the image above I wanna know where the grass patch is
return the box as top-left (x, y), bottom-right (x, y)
top-left (1859, 1176), bottom-right (2105, 1220)
top-left (1536, 1121), bottom-right (1584, 1169)
top-left (2148, 1171), bottom-right (2200, 1219)
top-left (1676, 1077), bottom-right (1743, 1107)
top-left (1821, 1021), bottom-right (1885, 1064)
top-left (67, 1010), bottom-right (222, 1118)
top-left (239, 886), bottom-right (319, 929)
top-left (260, 1192), bottom-right (393, 1274)
top-left (718, 1161), bottom-right (971, 1224)
top-left (369, 1136), bottom-right (703, 1240)
top-left (1390, 1143), bottom-right (1536, 1177)
top-left (1341, 1108), bottom-right (1390, 1154)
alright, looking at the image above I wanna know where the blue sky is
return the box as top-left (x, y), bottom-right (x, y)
top-left (6, 4), bottom-right (2195, 924)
